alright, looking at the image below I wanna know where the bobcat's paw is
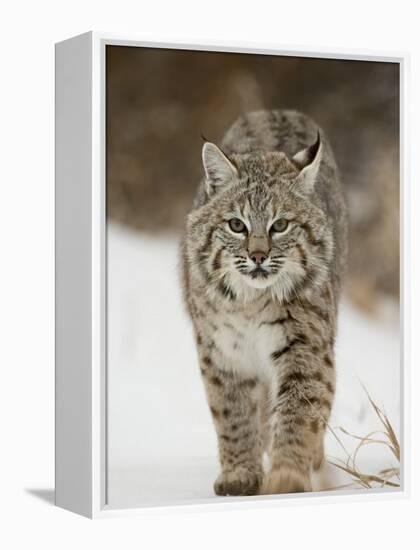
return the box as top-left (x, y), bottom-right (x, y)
top-left (261, 466), bottom-right (312, 495)
top-left (214, 468), bottom-right (262, 496)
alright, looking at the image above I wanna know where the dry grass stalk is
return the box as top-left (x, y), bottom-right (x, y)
top-left (326, 386), bottom-right (400, 490)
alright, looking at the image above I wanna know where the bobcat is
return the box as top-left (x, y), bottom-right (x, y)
top-left (181, 110), bottom-right (347, 496)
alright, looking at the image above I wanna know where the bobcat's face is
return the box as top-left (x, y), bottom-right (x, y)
top-left (217, 186), bottom-right (309, 291)
top-left (188, 139), bottom-right (333, 302)
top-left (211, 179), bottom-right (329, 300)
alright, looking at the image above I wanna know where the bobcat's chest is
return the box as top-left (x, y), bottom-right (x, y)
top-left (213, 308), bottom-right (287, 382)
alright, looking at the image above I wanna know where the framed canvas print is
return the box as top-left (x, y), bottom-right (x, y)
top-left (55, 32), bottom-right (408, 518)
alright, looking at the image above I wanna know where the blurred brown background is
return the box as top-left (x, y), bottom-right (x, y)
top-left (106, 46), bottom-right (399, 311)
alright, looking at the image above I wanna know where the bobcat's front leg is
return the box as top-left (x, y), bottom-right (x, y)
top-left (200, 355), bottom-right (263, 496)
top-left (262, 335), bottom-right (335, 494)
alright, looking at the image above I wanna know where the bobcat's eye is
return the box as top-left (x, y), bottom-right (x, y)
top-left (271, 219), bottom-right (289, 233)
top-left (228, 218), bottom-right (246, 233)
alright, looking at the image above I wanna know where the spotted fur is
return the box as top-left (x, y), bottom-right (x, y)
top-left (181, 110), bottom-right (347, 496)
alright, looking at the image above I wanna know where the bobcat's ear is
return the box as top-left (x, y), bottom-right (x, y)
top-left (202, 142), bottom-right (238, 194)
top-left (292, 131), bottom-right (323, 193)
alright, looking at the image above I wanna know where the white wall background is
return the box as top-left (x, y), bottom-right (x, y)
top-left (0, 0), bottom-right (419, 548)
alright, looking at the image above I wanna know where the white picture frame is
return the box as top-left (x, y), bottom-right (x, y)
top-left (55, 31), bottom-right (409, 519)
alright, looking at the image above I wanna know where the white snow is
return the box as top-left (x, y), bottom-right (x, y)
top-left (107, 222), bottom-right (400, 509)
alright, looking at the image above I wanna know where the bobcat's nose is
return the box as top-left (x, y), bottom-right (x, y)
top-left (249, 251), bottom-right (268, 265)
